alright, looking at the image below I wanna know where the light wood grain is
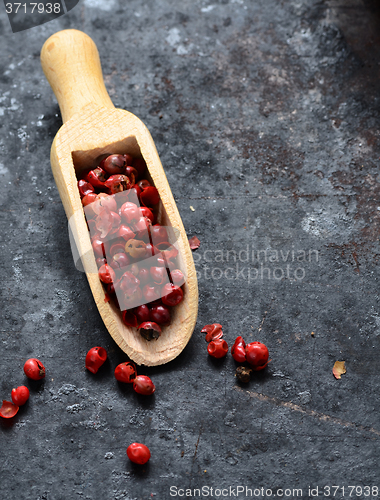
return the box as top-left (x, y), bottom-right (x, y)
top-left (41, 29), bottom-right (198, 366)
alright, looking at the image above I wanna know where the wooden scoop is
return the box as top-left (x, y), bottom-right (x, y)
top-left (40, 29), bottom-right (198, 366)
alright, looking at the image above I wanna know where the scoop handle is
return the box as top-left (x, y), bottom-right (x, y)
top-left (41, 29), bottom-right (114, 124)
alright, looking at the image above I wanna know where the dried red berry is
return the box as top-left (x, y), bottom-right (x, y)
top-left (93, 193), bottom-right (117, 214)
top-left (144, 245), bottom-right (156, 260)
top-left (149, 304), bottom-right (171, 325)
top-left (110, 211), bottom-right (121, 227)
top-left (124, 153), bottom-right (134, 166)
top-left (140, 186), bottom-right (160, 206)
top-left (124, 239), bottom-right (146, 259)
top-left (0, 400), bottom-right (19, 419)
top-left (161, 283), bottom-right (183, 306)
top-left (150, 224), bottom-right (168, 245)
top-left (133, 216), bottom-right (151, 240)
top-left (125, 166), bottom-right (138, 184)
top-left (142, 284), bottom-right (160, 303)
top-left (170, 269), bottom-right (185, 286)
top-left (140, 207), bottom-right (154, 223)
top-left (102, 154), bottom-right (125, 175)
top-left (118, 271), bottom-right (140, 295)
top-left (137, 179), bottom-right (151, 190)
top-left (133, 158), bottom-right (147, 178)
top-left (85, 167), bottom-right (107, 189)
top-left (96, 257), bottom-right (107, 268)
top-left (207, 339), bottom-right (229, 359)
top-left (122, 286), bottom-right (143, 310)
top-left (120, 202), bottom-right (140, 224)
top-left (85, 346), bottom-right (107, 374)
top-left (133, 375), bottom-right (155, 395)
top-left (105, 174), bottom-right (131, 194)
top-left (24, 358), bottom-right (46, 380)
top-left (201, 323), bottom-right (223, 342)
top-left (127, 442), bottom-right (151, 464)
top-left (156, 241), bottom-right (178, 261)
top-left (231, 336), bottom-right (246, 363)
top-left (110, 242), bottom-right (126, 257)
top-left (98, 264), bottom-right (116, 284)
top-left (95, 208), bottom-right (113, 238)
top-left (11, 386), bottom-right (30, 406)
top-left (188, 235), bottom-right (201, 250)
top-left (150, 266), bottom-right (168, 285)
top-left (110, 252), bottom-right (130, 271)
top-left (122, 309), bottom-right (138, 327)
top-left (82, 192), bottom-right (98, 207)
top-left (137, 268), bottom-right (150, 285)
top-left (114, 361), bottom-right (137, 383)
top-left (92, 238), bottom-right (106, 258)
top-left (78, 179), bottom-right (95, 198)
top-left (129, 184), bottom-right (142, 200)
top-left (138, 321), bottom-right (161, 341)
top-left (245, 342), bottom-right (269, 371)
top-left (117, 225), bottom-right (136, 242)
top-left (129, 263), bottom-right (140, 277)
top-left (135, 304), bottom-right (150, 324)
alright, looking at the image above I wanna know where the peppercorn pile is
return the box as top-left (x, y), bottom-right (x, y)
top-left (77, 154), bottom-right (185, 340)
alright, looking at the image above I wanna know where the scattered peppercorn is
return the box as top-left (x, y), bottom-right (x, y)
top-left (245, 341), bottom-right (269, 371)
top-left (201, 323), bottom-right (223, 342)
top-left (24, 358), bottom-right (46, 380)
top-left (138, 321), bottom-right (162, 341)
top-left (126, 442), bottom-right (151, 464)
top-left (11, 386), bottom-right (30, 406)
top-left (231, 336), bottom-right (246, 363)
top-left (0, 400), bottom-right (19, 419)
top-left (207, 339), bottom-right (229, 358)
top-left (133, 375), bottom-right (155, 395)
top-left (85, 346), bottom-right (107, 374)
top-left (114, 361), bottom-right (137, 383)
top-left (235, 366), bottom-right (252, 383)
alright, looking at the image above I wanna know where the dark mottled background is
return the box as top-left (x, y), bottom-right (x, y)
top-left (1, 0), bottom-right (380, 499)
